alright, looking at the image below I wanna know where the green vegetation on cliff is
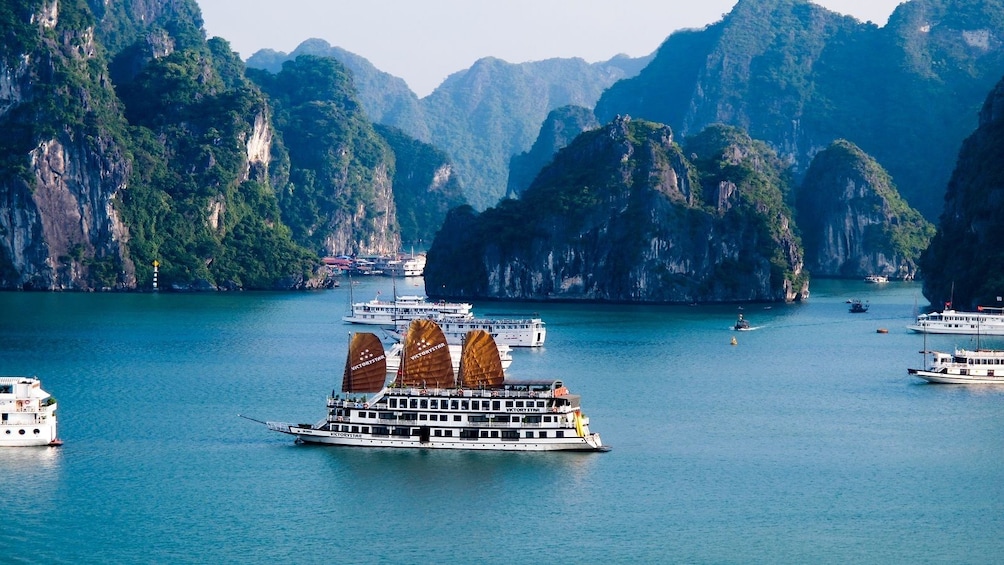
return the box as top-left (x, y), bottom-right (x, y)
top-left (116, 40), bottom-right (316, 289)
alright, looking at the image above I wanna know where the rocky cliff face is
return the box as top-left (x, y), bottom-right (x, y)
top-left (426, 119), bottom-right (807, 303)
top-left (920, 76), bottom-right (1004, 309)
top-left (506, 105), bottom-right (599, 199)
top-left (0, 1), bottom-right (136, 290)
top-left (797, 140), bottom-right (933, 279)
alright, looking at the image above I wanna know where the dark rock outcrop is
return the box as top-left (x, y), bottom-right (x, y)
top-left (920, 75), bottom-right (1004, 309)
top-left (426, 119), bottom-right (807, 303)
top-left (797, 140), bottom-right (933, 279)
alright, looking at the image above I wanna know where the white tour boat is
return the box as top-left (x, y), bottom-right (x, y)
top-left (1, 377), bottom-right (61, 447)
top-left (908, 348), bottom-right (1004, 384)
top-left (264, 320), bottom-right (606, 451)
top-left (342, 294), bottom-right (473, 326)
top-left (864, 274), bottom-right (889, 283)
top-left (395, 316), bottom-right (546, 347)
top-left (907, 307), bottom-right (1004, 335)
top-left (380, 254), bottom-right (426, 277)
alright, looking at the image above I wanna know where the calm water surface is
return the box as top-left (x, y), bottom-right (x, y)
top-left (1, 279), bottom-right (1002, 564)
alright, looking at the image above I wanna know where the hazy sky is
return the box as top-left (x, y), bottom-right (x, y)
top-left (198, 0), bottom-right (904, 97)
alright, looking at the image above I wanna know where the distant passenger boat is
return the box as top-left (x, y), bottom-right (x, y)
top-left (0, 377), bottom-right (61, 447)
top-left (342, 294), bottom-right (473, 326)
top-left (907, 306), bottom-right (1004, 335)
top-left (908, 348), bottom-right (1004, 384)
top-left (395, 316), bottom-right (546, 347)
top-left (864, 275), bottom-right (889, 283)
top-left (265, 320), bottom-right (606, 451)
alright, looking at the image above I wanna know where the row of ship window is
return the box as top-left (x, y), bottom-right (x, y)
top-left (383, 398), bottom-right (548, 410)
top-left (334, 425), bottom-right (565, 439)
top-left (338, 410), bottom-right (558, 424)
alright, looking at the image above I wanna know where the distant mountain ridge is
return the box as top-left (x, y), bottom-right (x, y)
top-left (247, 39), bottom-right (653, 209)
top-left (596, 0), bottom-right (1004, 221)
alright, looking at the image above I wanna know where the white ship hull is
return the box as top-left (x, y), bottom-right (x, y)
top-left (283, 426), bottom-right (602, 451)
top-left (342, 295), bottom-right (473, 326)
top-left (908, 369), bottom-right (1004, 385)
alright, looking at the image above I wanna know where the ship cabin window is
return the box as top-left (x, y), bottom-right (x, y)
top-left (525, 431), bottom-right (534, 438)
top-left (507, 401), bottom-right (515, 408)
top-left (539, 431), bottom-right (547, 438)
top-left (351, 426), bottom-right (359, 433)
top-left (430, 400), bottom-right (438, 409)
top-left (409, 399), bottom-right (418, 409)
top-left (419, 414), bottom-right (428, 421)
top-left (454, 415), bottom-right (461, 421)
top-left (0, 385), bottom-right (11, 394)
top-left (450, 400), bottom-right (459, 410)
top-left (379, 412), bottom-right (394, 420)
top-left (444, 430), bottom-right (453, 437)
top-left (373, 426), bottom-right (389, 436)
top-left (492, 401), bottom-right (501, 410)
top-left (389, 399), bottom-right (398, 408)
top-left (490, 431), bottom-right (499, 438)
top-left (556, 431), bottom-right (564, 438)
top-left (460, 429), bottom-right (478, 439)
top-left (362, 427), bottom-right (369, 433)
top-left (461, 401), bottom-right (469, 410)
top-left (434, 430), bottom-right (442, 437)
top-left (525, 416), bottom-right (541, 424)
top-left (420, 399), bottom-right (428, 409)
top-left (480, 431), bottom-right (489, 438)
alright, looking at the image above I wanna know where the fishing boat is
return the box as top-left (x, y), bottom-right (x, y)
top-left (849, 299), bottom-right (869, 313)
top-left (385, 341), bottom-right (513, 376)
top-left (342, 293), bottom-right (474, 326)
top-left (265, 320), bottom-right (606, 451)
top-left (908, 348), bottom-right (1004, 384)
top-left (907, 306), bottom-right (1004, 335)
top-left (394, 316), bottom-right (546, 347)
top-left (0, 377), bottom-right (61, 447)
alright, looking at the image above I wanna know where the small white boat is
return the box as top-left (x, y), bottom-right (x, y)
top-left (908, 348), bottom-right (1004, 384)
top-left (0, 377), bottom-right (61, 447)
top-left (907, 307), bottom-right (1004, 335)
top-left (265, 320), bottom-right (605, 451)
top-left (864, 275), bottom-right (889, 283)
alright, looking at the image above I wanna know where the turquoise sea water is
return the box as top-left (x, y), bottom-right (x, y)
top-left (1, 279), bottom-right (1002, 564)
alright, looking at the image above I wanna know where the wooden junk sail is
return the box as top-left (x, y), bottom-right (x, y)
top-left (342, 333), bottom-right (387, 393)
top-left (458, 330), bottom-right (505, 389)
top-left (395, 319), bottom-right (455, 388)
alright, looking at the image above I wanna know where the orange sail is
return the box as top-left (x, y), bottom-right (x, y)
top-left (458, 330), bottom-right (505, 389)
top-left (395, 319), bottom-right (454, 388)
top-left (342, 333), bottom-right (387, 393)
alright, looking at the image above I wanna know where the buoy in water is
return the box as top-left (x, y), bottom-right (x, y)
top-left (730, 336), bottom-right (738, 345)
top-left (876, 328), bottom-right (889, 334)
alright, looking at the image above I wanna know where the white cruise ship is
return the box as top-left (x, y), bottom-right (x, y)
top-left (909, 348), bottom-right (1004, 384)
top-left (342, 294), bottom-right (473, 326)
top-left (265, 320), bottom-right (605, 451)
top-left (1, 377), bottom-right (61, 447)
top-left (395, 316), bottom-right (546, 347)
top-left (907, 307), bottom-right (1004, 335)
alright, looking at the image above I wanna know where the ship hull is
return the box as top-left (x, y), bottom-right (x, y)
top-left (283, 426), bottom-right (604, 451)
